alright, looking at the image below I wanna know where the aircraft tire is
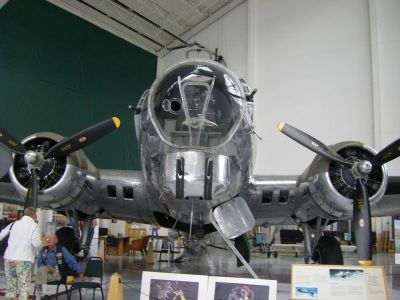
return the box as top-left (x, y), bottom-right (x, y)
top-left (312, 236), bottom-right (343, 265)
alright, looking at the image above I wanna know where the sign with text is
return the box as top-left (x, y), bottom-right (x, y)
top-left (395, 219), bottom-right (400, 264)
top-left (291, 264), bottom-right (388, 300)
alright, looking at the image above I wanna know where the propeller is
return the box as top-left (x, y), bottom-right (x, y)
top-left (44, 117), bottom-right (120, 159)
top-left (25, 168), bottom-right (38, 209)
top-left (0, 117), bottom-right (121, 209)
top-left (370, 138), bottom-right (400, 166)
top-left (0, 128), bottom-right (27, 154)
top-left (0, 144), bottom-right (13, 178)
top-left (353, 178), bottom-right (371, 265)
top-left (277, 123), bottom-right (352, 167)
top-left (278, 122), bottom-right (400, 266)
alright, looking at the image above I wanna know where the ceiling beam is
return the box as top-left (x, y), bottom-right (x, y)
top-left (158, 0), bottom-right (246, 57)
top-left (46, 0), bottom-right (246, 57)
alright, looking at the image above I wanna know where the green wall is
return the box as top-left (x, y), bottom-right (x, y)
top-left (0, 0), bottom-right (157, 170)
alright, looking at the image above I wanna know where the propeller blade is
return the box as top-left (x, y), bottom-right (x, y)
top-left (44, 117), bottom-right (121, 159)
top-left (370, 137), bottom-right (400, 166)
top-left (0, 144), bottom-right (13, 178)
top-left (24, 169), bottom-right (38, 209)
top-left (0, 128), bottom-right (26, 155)
top-left (277, 122), bottom-right (352, 167)
top-left (353, 178), bottom-right (372, 266)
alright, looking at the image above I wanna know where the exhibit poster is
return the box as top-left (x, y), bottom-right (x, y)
top-left (140, 272), bottom-right (278, 300)
top-left (395, 219), bottom-right (400, 264)
top-left (291, 264), bottom-right (389, 300)
top-left (140, 271), bottom-right (208, 300)
top-left (207, 276), bottom-right (277, 300)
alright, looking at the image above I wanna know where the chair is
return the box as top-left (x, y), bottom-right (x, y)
top-left (48, 280), bottom-right (72, 300)
top-left (70, 257), bottom-right (104, 300)
top-left (129, 235), bottom-right (150, 256)
top-left (33, 278), bottom-right (71, 300)
top-left (105, 235), bottom-right (118, 256)
top-left (158, 238), bottom-right (179, 262)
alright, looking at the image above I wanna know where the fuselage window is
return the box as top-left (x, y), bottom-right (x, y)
top-left (107, 185), bottom-right (117, 198)
top-left (262, 190), bottom-right (273, 204)
top-left (123, 186), bottom-right (134, 199)
top-left (278, 190), bottom-right (289, 204)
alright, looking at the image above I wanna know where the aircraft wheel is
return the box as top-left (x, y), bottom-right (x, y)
top-left (273, 251), bottom-right (278, 258)
top-left (312, 236), bottom-right (343, 265)
top-left (267, 252), bottom-right (271, 258)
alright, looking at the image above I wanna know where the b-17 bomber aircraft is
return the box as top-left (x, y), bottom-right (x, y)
top-left (1, 58), bottom-right (400, 277)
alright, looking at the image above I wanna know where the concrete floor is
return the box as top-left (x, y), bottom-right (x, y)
top-left (1, 248), bottom-right (399, 299)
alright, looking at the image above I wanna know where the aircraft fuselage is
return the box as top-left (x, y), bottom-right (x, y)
top-left (136, 59), bottom-right (255, 226)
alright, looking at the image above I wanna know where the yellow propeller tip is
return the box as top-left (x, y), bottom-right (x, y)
top-left (358, 260), bottom-right (373, 267)
top-left (277, 122), bottom-right (285, 132)
top-left (112, 117), bottom-right (121, 128)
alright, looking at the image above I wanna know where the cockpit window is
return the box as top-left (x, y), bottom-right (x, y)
top-left (149, 60), bottom-right (245, 148)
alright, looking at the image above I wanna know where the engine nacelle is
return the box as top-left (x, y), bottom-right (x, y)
top-left (9, 132), bottom-right (99, 209)
top-left (294, 141), bottom-right (388, 221)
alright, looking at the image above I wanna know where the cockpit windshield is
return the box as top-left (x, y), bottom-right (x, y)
top-left (148, 60), bottom-right (245, 148)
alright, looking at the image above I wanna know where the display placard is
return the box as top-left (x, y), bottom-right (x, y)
top-left (140, 271), bottom-right (208, 300)
top-left (291, 264), bottom-right (389, 300)
top-left (395, 220), bottom-right (400, 264)
top-left (140, 272), bottom-right (278, 300)
top-left (207, 276), bottom-right (277, 300)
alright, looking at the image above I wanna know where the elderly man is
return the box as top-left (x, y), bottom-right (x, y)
top-left (36, 233), bottom-right (84, 297)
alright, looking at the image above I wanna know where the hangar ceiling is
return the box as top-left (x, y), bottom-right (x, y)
top-left (47, 0), bottom-right (245, 56)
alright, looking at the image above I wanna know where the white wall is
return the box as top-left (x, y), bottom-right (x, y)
top-left (158, 0), bottom-right (400, 177)
top-left (370, 0), bottom-right (400, 175)
top-left (250, 0), bottom-right (374, 175)
top-left (99, 219), bottom-right (126, 236)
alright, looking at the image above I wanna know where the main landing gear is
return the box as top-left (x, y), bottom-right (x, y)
top-left (64, 210), bottom-right (94, 260)
top-left (313, 236), bottom-right (344, 264)
top-left (301, 218), bottom-right (344, 265)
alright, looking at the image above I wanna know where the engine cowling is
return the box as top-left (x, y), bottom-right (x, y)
top-left (9, 132), bottom-right (99, 209)
top-left (294, 141), bottom-right (388, 221)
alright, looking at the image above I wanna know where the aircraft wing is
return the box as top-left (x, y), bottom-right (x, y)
top-left (248, 172), bottom-right (400, 228)
top-left (1, 140), bottom-right (399, 230)
top-left (247, 175), bottom-right (299, 226)
top-left (0, 176), bottom-right (24, 205)
top-left (95, 169), bottom-right (160, 223)
top-left (0, 124), bottom-right (163, 225)
top-left (0, 162), bottom-right (168, 225)
top-left (246, 175), bottom-right (400, 226)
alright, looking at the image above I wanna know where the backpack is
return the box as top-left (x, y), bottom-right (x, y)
top-left (0, 222), bottom-right (15, 258)
top-left (55, 227), bottom-right (80, 256)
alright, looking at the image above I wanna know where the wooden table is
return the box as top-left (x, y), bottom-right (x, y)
top-left (98, 236), bottom-right (107, 260)
top-left (115, 236), bottom-right (130, 255)
top-left (98, 235), bottom-right (130, 257)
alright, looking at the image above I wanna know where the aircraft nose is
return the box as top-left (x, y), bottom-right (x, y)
top-left (162, 151), bottom-right (235, 202)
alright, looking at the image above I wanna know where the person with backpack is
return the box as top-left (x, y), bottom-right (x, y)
top-left (0, 207), bottom-right (41, 300)
top-left (35, 233), bottom-right (85, 298)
